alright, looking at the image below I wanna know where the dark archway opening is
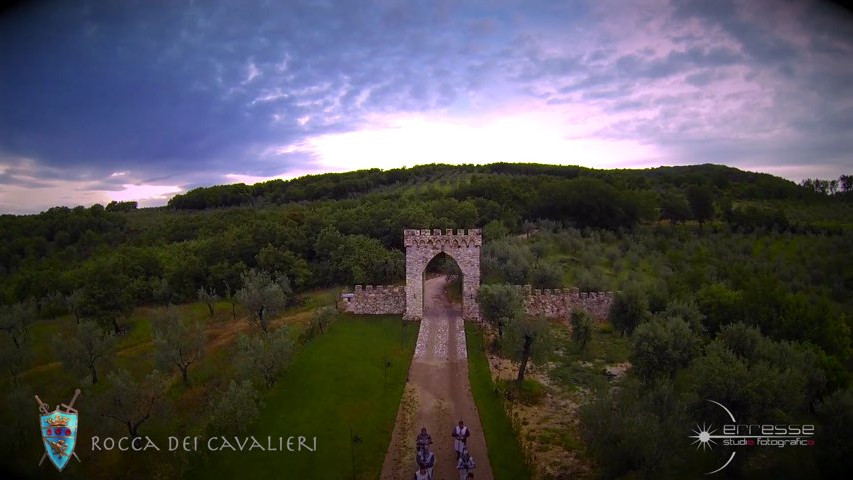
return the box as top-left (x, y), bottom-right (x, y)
top-left (422, 252), bottom-right (463, 316)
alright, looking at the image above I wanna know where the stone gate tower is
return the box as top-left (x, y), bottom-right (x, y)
top-left (404, 229), bottom-right (481, 322)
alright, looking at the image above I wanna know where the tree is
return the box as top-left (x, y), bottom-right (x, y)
top-left (236, 327), bottom-right (294, 388)
top-left (0, 301), bottom-right (35, 384)
top-left (570, 308), bottom-right (594, 351)
top-left (256, 245), bottom-right (310, 289)
top-left (98, 369), bottom-right (167, 438)
top-left (152, 307), bottom-right (205, 386)
top-left (197, 286), bottom-right (219, 317)
top-left (208, 260), bottom-right (247, 321)
top-left (56, 320), bottom-right (116, 384)
top-left (208, 380), bottom-right (260, 434)
top-left (630, 316), bottom-right (699, 380)
top-left (0, 300), bottom-right (35, 350)
top-left (695, 283), bottom-right (742, 334)
top-left (66, 289), bottom-right (84, 324)
top-left (608, 287), bottom-right (649, 335)
top-left (658, 299), bottom-right (705, 334)
top-left (840, 174), bottom-right (853, 193)
top-left (530, 262), bottom-right (563, 289)
top-left (311, 306), bottom-right (336, 336)
top-left (477, 284), bottom-right (524, 338)
top-left (580, 379), bottom-right (690, 478)
top-left (660, 193), bottom-right (691, 225)
top-left (152, 277), bottom-right (172, 306)
top-left (815, 387), bottom-right (853, 478)
top-left (686, 185), bottom-right (714, 226)
top-left (505, 315), bottom-right (551, 386)
top-left (236, 269), bottom-right (291, 333)
top-left (690, 335), bottom-right (823, 423)
top-left (79, 258), bottom-right (134, 334)
top-left (39, 291), bottom-right (67, 319)
top-left (483, 219), bottom-right (509, 240)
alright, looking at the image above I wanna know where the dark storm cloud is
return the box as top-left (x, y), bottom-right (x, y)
top-left (0, 0), bottom-right (511, 184)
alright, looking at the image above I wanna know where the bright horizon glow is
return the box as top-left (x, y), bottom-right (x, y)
top-left (241, 114), bottom-right (668, 185)
top-left (106, 184), bottom-right (183, 203)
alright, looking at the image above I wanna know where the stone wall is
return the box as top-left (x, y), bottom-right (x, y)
top-left (340, 283), bottom-right (614, 322)
top-left (339, 285), bottom-right (406, 315)
top-left (518, 285), bottom-right (614, 322)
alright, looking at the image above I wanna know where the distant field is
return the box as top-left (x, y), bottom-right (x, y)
top-left (188, 315), bottom-right (417, 480)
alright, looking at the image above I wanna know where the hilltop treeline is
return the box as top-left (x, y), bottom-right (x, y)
top-left (167, 163), bottom-right (809, 210)
top-left (0, 163), bottom-right (846, 308)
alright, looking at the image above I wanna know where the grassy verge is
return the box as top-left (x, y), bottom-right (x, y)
top-left (188, 315), bottom-right (417, 479)
top-left (465, 323), bottom-right (531, 480)
top-left (549, 322), bottom-right (630, 393)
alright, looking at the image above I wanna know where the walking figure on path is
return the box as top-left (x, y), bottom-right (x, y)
top-left (413, 465), bottom-right (432, 480)
top-left (451, 420), bottom-right (470, 460)
top-left (416, 426), bottom-right (433, 452)
top-left (416, 443), bottom-right (435, 478)
top-left (456, 447), bottom-right (476, 480)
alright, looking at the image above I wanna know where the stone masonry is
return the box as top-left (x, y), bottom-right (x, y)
top-left (404, 228), bottom-right (482, 322)
top-left (518, 285), bottom-right (614, 322)
top-left (338, 285), bottom-right (405, 314)
top-left (339, 228), bottom-right (614, 323)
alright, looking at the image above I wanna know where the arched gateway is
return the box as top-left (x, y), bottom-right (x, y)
top-left (403, 229), bottom-right (481, 322)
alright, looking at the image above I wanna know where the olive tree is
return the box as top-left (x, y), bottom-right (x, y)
top-left (152, 307), bottom-right (205, 386)
top-left (236, 269), bottom-right (291, 333)
top-left (56, 320), bottom-right (116, 385)
top-left (209, 380), bottom-right (260, 434)
top-left (608, 287), bottom-right (649, 335)
top-left (630, 316), bottom-right (699, 381)
top-left (477, 283), bottom-right (524, 338)
top-left (0, 301), bottom-right (35, 383)
top-left (311, 306), bottom-right (336, 336)
top-left (236, 327), bottom-right (293, 388)
top-left (197, 286), bottom-right (219, 317)
top-left (505, 315), bottom-right (552, 386)
top-left (97, 369), bottom-right (168, 438)
top-left (570, 308), bottom-right (594, 351)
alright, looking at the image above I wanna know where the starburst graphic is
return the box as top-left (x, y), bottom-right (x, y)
top-left (689, 423), bottom-right (717, 451)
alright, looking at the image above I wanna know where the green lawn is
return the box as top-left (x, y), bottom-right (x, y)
top-left (188, 315), bottom-right (417, 480)
top-left (465, 323), bottom-right (531, 480)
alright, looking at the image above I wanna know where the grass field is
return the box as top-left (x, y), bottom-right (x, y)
top-left (188, 315), bottom-right (417, 479)
top-left (465, 323), bottom-right (531, 480)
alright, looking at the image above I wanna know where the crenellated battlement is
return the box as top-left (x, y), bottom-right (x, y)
top-left (404, 228), bottom-right (482, 248)
top-left (513, 285), bottom-right (615, 299)
top-left (354, 285), bottom-right (407, 294)
top-left (518, 284), bottom-right (615, 322)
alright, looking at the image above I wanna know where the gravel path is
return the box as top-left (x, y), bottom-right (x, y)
top-left (381, 276), bottom-right (493, 480)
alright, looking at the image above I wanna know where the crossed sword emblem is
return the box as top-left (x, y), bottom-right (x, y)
top-left (35, 389), bottom-right (82, 466)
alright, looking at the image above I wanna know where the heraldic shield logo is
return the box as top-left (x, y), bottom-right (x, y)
top-left (35, 389), bottom-right (81, 471)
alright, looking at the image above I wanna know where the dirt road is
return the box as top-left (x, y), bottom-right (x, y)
top-left (381, 275), bottom-right (493, 480)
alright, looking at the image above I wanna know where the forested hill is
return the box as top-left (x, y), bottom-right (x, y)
top-left (167, 163), bottom-right (808, 210)
top-left (0, 162), bottom-right (849, 309)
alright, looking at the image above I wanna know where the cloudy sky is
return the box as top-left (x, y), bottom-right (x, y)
top-left (1, 0), bottom-right (852, 213)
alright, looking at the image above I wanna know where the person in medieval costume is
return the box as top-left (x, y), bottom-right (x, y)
top-left (416, 426), bottom-right (433, 452)
top-left (451, 420), bottom-right (470, 459)
top-left (416, 443), bottom-right (435, 478)
top-left (456, 447), bottom-right (475, 480)
top-left (413, 465), bottom-right (432, 480)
